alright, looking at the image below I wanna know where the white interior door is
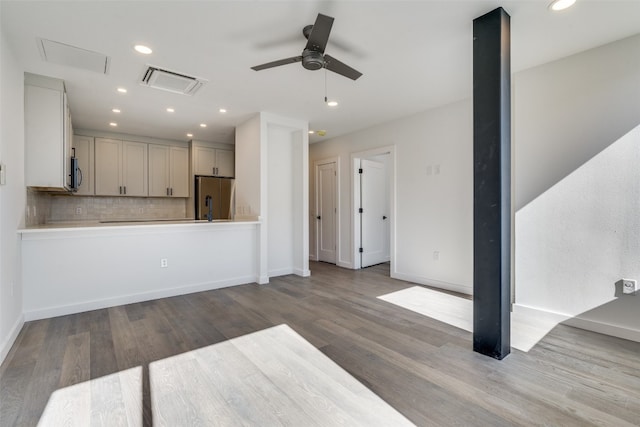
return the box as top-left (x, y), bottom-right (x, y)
top-left (360, 159), bottom-right (387, 267)
top-left (317, 162), bottom-right (336, 263)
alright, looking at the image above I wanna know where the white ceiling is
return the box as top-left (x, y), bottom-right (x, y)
top-left (2, 1), bottom-right (639, 145)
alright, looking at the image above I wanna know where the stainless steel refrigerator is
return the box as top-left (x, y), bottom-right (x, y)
top-left (195, 176), bottom-right (235, 220)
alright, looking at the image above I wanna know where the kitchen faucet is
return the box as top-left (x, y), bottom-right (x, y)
top-left (205, 195), bottom-right (213, 222)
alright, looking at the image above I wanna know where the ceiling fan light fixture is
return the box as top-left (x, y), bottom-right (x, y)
top-left (549, 0), bottom-right (576, 11)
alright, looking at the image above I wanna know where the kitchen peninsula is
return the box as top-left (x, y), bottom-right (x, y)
top-left (19, 111), bottom-right (310, 323)
top-left (19, 219), bottom-right (261, 321)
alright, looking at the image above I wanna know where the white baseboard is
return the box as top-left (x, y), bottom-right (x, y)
top-left (268, 267), bottom-right (294, 278)
top-left (391, 271), bottom-right (472, 295)
top-left (23, 276), bottom-right (256, 322)
top-left (513, 303), bottom-right (640, 343)
top-left (0, 314), bottom-right (25, 367)
top-left (564, 317), bottom-right (640, 343)
top-left (294, 268), bottom-right (311, 277)
top-left (337, 261), bottom-right (353, 269)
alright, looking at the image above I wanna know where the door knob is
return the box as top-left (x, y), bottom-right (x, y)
top-left (383, 215), bottom-right (387, 220)
top-left (316, 215), bottom-right (321, 220)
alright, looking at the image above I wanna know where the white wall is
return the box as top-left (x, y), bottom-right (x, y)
top-left (0, 29), bottom-right (25, 364)
top-left (514, 34), bottom-right (640, 210)
top-left (235, 114), bottom-right (262, 220)
top-left (516, 126), bottom-right (640, 339)
top-left (514, 34), bottom-right (640, 341)
top-left (236, 113), bottom-right (310, 282)
top-left (310, 100), bottom-right (474, 294)
top-left (21, 223), bottom-right (259, 320)
top-left (267, 125), bottom-right (295, 276)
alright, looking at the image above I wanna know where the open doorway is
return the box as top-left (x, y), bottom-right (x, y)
top-left (352, 146), bottom-right (395, 271)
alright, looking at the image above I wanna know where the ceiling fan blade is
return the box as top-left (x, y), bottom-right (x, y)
top-left (323, 54), bottom-right (362, 81)
top-left (304, 13), bottom-right (334, 53)
top-left (251, 56), bottom-right (302, 71)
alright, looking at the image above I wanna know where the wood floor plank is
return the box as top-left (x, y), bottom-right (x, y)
top-left (1, 261), bottom-right (639, 426)
top-left (58, 332), bottom-right (90, 388)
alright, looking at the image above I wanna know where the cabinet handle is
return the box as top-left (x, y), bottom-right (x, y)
top-left (119, 186), bottom-right (122, 195)
top-left (124, 186), bottom-right (126, 195)
top-left (166, 188), bottom-right (169, 196)
top-left (170, 188), bottom-right (173, 196)
top-left (213, 167), bottom-right (215, 175)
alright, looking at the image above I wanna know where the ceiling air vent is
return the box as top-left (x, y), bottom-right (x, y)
top-left (140, 65), bottom-right (206, 96)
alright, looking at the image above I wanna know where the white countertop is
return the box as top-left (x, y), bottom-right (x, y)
top-left (18, 218), bottom-right (260, 237)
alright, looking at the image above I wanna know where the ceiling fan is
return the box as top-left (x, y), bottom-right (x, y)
top-left (251, 13), bottom-right (363, 81)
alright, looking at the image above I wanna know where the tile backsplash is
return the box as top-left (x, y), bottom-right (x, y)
top-left (27, 190), bottom-right (189, 225)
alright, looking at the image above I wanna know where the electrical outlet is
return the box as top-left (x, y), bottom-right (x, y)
top-left (33, 206), bottom-right (36, 217)
top-left (160, 258), bottom-right (168, 268)
top-left (75, 207), bottom-right (82, 215)
top-left (622, 279), bottom-right (637, 295)
top-left (433, 251), bottom-right (440, 261)
top-left (139, 207), bottom-right (144, 214)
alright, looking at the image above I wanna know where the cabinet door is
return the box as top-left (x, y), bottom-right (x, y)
top-left (148, 144), bottom-right (170, 197)
top-left (216, 149), bottom-right (235, 177)
top-left (94, 138), bottom-right (122, 196)
top-left (170, 146), bottom-right (189, 197)
top-left (25, 85), bottom-right (65, 188)
top-left (122, 141), bottom-right (148, 196)
top-left (72, 136), bottom-right (94, 195)
top-left (63, 93), bottom-right (72, 188)
top-left (194, 146), bottom-right (216, 175)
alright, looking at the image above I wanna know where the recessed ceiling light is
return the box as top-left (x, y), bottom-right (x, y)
top-left (166, 108), bottom-right (175, 113)
top-left (117, 87), bottom-right (127, 93)
top-left (219, 108), bottom-right (227, 113)
top-left (134, 45), bottom-right (152, 55)
top-left (200, 123), bottom-right (207, 128)
top-left (327, 101), bottom-right (339, 107)
top-left (317, 130), bottom-right (327, 136)
top-left (109, 122), bottom-right (118, 127)
top-left (112, 108), bottom-right (121, 113)
top-left (187, 133), bottom-right (193, 137)
top-left (308, 130), bottom-right (315, 134)
top-left (549, 0), bottom-right (576, 11)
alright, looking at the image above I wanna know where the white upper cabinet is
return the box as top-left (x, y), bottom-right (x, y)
top-left (148, 144), bottom-right (189, 197)
top-left (24, 73), bottom-right (73, 191)
top-left (95, 138), bottom-right (148, 196)
top-left (72, 135), bottom-right (94, 195)
top-left (193, 145), bottom-right (234, 177)
top-left (215, 149), bottom-right (235, 177)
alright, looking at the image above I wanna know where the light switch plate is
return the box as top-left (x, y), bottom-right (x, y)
top-left (0, 163), bottom-right (6, 185)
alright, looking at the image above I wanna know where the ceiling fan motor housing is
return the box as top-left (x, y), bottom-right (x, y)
top-left (302, 49), bottom-right (325, 70)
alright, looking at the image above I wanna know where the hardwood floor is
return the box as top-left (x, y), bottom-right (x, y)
top-left (1, 261), bottom-right (639, 426)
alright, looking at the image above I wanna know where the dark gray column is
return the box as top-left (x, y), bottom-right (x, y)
top-left (472, 7), bottom-right (511, 360)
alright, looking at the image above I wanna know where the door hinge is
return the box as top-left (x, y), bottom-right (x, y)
top-left (359, 247), bottom-right (363, 253)
top-left (358, 168), bottom-right (363, 174)
top-left (358, 208), bottom-right (363, 213)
